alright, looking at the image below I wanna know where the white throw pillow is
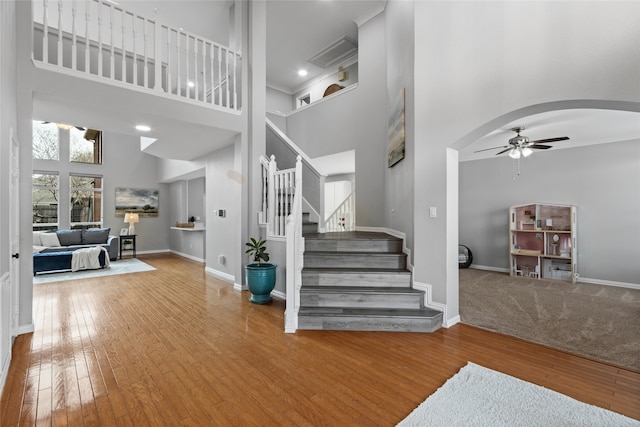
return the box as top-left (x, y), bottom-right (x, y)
top-left (40, 232), bottom-right (61, 247)
top-left (33, 231), bottom-right (43, 246)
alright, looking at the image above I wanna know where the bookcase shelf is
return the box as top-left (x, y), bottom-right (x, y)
top-left (509, 203), bottom-right (577, 283)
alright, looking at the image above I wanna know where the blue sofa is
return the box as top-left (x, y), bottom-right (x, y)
top-left (33, 250), bottom-right (108, 275)
top-left (35, 228), bottom-right (119, 261)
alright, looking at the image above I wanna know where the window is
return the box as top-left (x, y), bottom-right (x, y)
top-left (70, 127), bottom-right (102, 164)
top-left (32, 121), bottom-right (59, 160)
top-left (298, 93), bottom-right (311, 108)
top-left (33, 173), bottom-right (59, 230)
top-left (70, 175), bottom-right (103, 229)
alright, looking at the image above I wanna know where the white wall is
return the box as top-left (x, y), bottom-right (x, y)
top-left (413, 1), bottom-right (640, 321)
top-left (460, 140), bottom-right (640, 285)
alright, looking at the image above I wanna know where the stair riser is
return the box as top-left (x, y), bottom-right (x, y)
top-left (302, 223), bottom-right (317, 233)
top-left (298, 314), bottom-right (442, 333)
top-left (304, 254), bottom-right (406, 269)
top-left (305, 239), bottom-right (402, 253)
top-left (301, 271), bottom-right (411, 287)
top-left (300, 292), bottom-right (423, 309)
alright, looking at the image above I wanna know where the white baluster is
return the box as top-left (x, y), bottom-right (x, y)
top-left (121, 9), bottom-right (126, 82)
top-left (193, 37), bottom-right (199, 100)
top-left (84, 0), bottom-right (90, 73)
top-left (143, 18), bottom-right (149, 88)
top-left (97, 2), bottom-right (103, 76)
top-left (176, 31), bottom-right (181, 96)
top-left (165, 27), bottom-right (171, 94)
top-left (71, 0), bottom-right (77, 70)
top-left (225, 48), bottom-right (230, 108)
top-left (185, 35), bottom-right (190, 98)
top-left (43, 0), bottom-right (49, 63)
top-left (57, 1), bottom-right (63, 66)
top-left (217, 45), bottom-right (222, 106)
top-left (233, 52), bottom-right (238, 109)
top-left (109, 4), bottom-right (114, 79)
top-left (200, 39), bottom-right (206, 101)
top-left (154, 11), bottom-right (162, 91)
top-left (132, 14), bottom-right (137, 86)
top-left (209, 43), bottom-right (214, 104)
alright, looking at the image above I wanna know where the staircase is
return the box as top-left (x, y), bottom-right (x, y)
top-left (298, 231), bottom-right (443, 332)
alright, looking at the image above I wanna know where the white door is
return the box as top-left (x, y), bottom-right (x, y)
top-left (10, 128), bottom-right (20, 336)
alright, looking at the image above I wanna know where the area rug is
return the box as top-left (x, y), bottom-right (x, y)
top-left (33, 258), bottom-right (156, 284)
top-left (396, 362), bottom-right (639, 427)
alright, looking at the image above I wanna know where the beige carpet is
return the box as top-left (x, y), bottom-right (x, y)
top-left (459, 268), bottom-right (640, 372)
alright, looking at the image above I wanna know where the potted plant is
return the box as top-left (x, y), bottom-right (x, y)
top-left (244, 236), bottom-right (277, 304)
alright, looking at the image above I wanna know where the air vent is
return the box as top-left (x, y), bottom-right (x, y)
top-left (307, 36), bottom-right (357, 69)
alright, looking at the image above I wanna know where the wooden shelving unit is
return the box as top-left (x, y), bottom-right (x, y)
top-left (509, 203), bottom-right (577, 283)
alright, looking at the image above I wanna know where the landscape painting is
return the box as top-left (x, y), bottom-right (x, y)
top-left (388, 88), bottom-right (405, 167)
top-left (115, 188), bottom-right (159, 217)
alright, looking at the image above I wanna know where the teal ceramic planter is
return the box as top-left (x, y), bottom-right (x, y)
top-left (245, 263), bottom-right (277, 304)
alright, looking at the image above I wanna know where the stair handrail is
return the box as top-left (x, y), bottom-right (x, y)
top-left (285, 156), bottom-right (303, 333)
top-left (324, 188), bottom-right (356, 232)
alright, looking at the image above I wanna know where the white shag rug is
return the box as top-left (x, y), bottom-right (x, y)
top-left (397, 362), bottom-right (639, 427)
top-left (33, 258), bottom-right (156, 284)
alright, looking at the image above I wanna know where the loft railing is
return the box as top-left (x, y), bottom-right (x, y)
top-left (32, 0), bottom-right (241, 111)
top-left (325, 189), bottom-right (356, 232)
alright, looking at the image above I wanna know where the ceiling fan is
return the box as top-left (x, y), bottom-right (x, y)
top-left (475, 126), bottom-right (569, 159)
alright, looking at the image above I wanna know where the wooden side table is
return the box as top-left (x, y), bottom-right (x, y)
top-left (119, 234), bottom-right (137, 259)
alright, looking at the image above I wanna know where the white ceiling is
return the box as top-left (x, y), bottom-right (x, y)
top-left (266, 0), bottom-right (385, 94)
top-left (459, 109), bottom-right (640, 162)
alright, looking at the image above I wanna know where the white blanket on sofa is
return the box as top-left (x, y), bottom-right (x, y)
top-left (71, 247), bottom-right (109, 272)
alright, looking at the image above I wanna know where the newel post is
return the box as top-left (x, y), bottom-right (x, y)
top-left (153, 8), bottom-right (162, 91)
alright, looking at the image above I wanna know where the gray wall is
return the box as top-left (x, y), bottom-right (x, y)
top-left (413, 1), bottom-right (640, 319)
top-left (384, 0), bottom-right (415, 261)
top-left (101, 131), bottom-right (170, 253)
top-left (285, 12), bottom-right (387, 228)
top-left (460, 140), bottom-right (640, 285)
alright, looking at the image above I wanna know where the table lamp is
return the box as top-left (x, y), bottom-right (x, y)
top-left (124, 213), bottom-right (139, 235)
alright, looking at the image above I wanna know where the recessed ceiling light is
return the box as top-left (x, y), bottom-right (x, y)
top-left (136, 125), bottom-right (151, 132)
top-left (187, 81), bottom-right (195, 88)
top-left (298, 69), bottom-right (308, 77)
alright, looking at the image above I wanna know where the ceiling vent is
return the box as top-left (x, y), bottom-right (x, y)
top-left (307, 36), bottom-right (358, 69)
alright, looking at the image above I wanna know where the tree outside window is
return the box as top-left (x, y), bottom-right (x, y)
top-left (70, 175), bottom-right (103, 229)
top-left (33, 173), bottom-right (59, 230)
top-left (70, 127), bottom-right (102, 164)
top-left (32, 121), bottom-right (59, 160)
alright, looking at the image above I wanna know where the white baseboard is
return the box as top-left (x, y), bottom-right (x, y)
top-left (470, 266), bottom-right (640, 290)
top-left (136, 249), bottom-right (170, 255)
top-left (412, 280), bottom-right (451, 325)
top-left (169, 250), bottom-right (204, 263)
top-left (578, 277), bottom-right (640, 290)
top-left (470, 265), bottom-right (509, 273)
top-left (16, 323), bottom-right (34, 335)
top-left (233, 282), bottom-right (246, 291)
top-left (271, 290), bottom-right (286, 300)
top-left (204, 267), bottom-right (234, 283)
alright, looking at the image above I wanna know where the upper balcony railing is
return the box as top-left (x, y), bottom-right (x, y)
top-left (32, 0), bottom-right (242, 111)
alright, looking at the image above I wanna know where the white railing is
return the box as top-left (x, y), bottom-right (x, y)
top-left (325, 189), bottom-right (356, 232)
top-left (32, 0), bottom-right (241, 110)
top-left (261, 155), bottom-right (300, 239)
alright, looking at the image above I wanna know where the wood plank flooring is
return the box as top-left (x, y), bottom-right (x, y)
top-left (2, 253), bottom-right (638, 426)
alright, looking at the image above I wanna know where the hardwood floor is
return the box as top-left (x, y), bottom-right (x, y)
top-left (2, 253), bottom-right (638, 426)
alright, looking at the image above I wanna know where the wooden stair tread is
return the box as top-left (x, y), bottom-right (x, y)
top-left (300, 286), bottom-right (422, 294)
top-left (299, 307), bottom-right (442, 318)
top-left (303, 231), bottom-right (401, 241)
top-left (302, 267), bottom-right (410, 273)
top-left (304, 251), bottom-right (405, 256)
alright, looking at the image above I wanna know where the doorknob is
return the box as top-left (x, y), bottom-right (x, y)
top-left (12, 253), bottom-right (19, 259)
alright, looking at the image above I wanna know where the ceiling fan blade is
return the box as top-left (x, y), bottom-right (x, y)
top-left (530, 144), bottom-right (552, 150)
top-left (496, 147), bottom-right (513, 155)
top-left (474, 145), bottom-right (509, 153)
top-left (529, 136), bottom-right (569, 144)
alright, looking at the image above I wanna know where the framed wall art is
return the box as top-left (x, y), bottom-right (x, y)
top-left (115, 187), bottom-right (159, 217)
